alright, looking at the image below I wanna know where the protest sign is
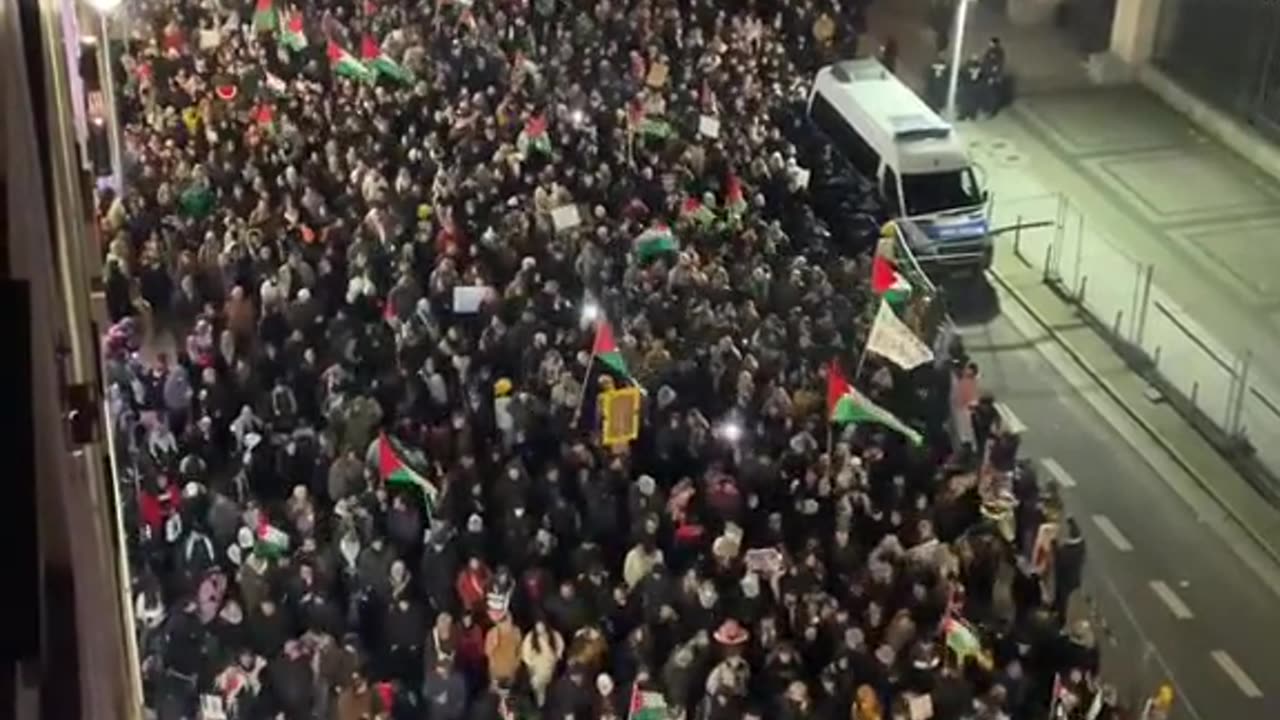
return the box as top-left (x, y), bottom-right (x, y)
top-left (551, 204), bottom-right (582, 233)
top-left (452, 286), bottom-right (490, 313)
top-left (698, 115), bottom-right (720, 139)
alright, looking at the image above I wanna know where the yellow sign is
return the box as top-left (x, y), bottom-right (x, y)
top-left (600, 387), bottom-right (642, 446)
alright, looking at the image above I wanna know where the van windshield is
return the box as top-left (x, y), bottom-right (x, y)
top-left (901, 168), bottom-right (982, 216)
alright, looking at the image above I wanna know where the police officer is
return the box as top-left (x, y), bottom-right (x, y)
top-left (982, 37), bottom-right (1008, 115)
top-left (925, 52), bottom-right (949, 112)
top-left (959, 53), bottom-right (984, 120)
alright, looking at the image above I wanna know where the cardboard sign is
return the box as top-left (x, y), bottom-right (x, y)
top-left (452, 286), bottom-right (490, 313)
top-left (908, 693), bottom-right (934, 720)
top-left (551, 204), bottom-right (582, 233)
top-left (200, 695), bottom-right (228, 720)
top-left (698, 115), bottom-right (720, 139)
top-left (744, 548), bottom-right (783, 575)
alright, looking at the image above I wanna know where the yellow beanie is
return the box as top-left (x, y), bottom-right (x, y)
top-left (494, 378), bottom-right (513, 397)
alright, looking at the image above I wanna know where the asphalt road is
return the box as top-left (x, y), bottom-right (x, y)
top-left (947, 281), bottom-right (1280, 720)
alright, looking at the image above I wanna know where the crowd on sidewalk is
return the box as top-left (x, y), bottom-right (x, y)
top-left (98, 0), bottom-right (1110, 718)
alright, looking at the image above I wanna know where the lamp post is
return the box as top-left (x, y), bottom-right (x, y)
top-left (86, 0), bottom-right (124, 193)
top-left (944, 0), bottom-right (972, 122)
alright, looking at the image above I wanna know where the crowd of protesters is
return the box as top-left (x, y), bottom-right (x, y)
top-left (97, 0), bottom-right (1115, 718)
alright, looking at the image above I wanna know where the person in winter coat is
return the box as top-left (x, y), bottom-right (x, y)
top-left (336, 671), bottom-right (375, 720)
top-left (422, 655), bottom-right (468, 720)
top-left (484, 607), bottom-right (523, 688)
top-left (1053, 517), bottom-right (1086, 619)
top-left (521, 620), bottom-right (564, 706)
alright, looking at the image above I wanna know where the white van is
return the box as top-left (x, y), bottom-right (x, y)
top-left (808, 59), bottom-right (992, 269)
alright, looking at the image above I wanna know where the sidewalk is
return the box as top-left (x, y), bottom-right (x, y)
top-left (867, 0), bottom-right (1091, 93)
top-left (989, 243), bottom-right (1280, 577)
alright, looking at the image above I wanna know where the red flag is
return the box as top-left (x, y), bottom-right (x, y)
top-left (253, 103), bottom-right (274, 127)
top-left (871, 254), bottom-right (896, 294)
top-left (826, 360), bottom-right (851, 418)
top-left (361, 35), bottom-right (380, 61)
top-left (326, 39), bottom-right (343, 64)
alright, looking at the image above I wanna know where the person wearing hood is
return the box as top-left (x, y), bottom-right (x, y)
top-left (329, 449), bottom-right (366, 503)
top-left (265, 639), bottom-right (314, 719)
top-left (383, 597), bottom-right (426, 685)
top-left (546, 662), bottom-right (593, 720)
top-left (623, 528), bottom-right (665, 590)
top-left (421, 526), bottom-right (461, 614)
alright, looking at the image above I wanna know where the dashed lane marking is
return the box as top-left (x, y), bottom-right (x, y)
top-left (1149, 580), bottom-right (1194, 620)
top-left (1210, 650), bottom-right (1263, 698)
top-left (1041, 457), bottom-right (1077, 488)
top-left (1092, 514), bottom-right (1134, 552)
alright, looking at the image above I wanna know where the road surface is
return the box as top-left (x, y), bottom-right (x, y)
top-left (949, 281), bottom-right (1280, 719)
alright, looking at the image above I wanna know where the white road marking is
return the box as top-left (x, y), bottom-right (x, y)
top-left (1210, 650), bottom-right (1264, 698)
top-left (1041, 457), bottom-right (1077, 488)
top-left (996, 401), bottom-right (1028, 435)
top-left (1149, 580), bottom-right (1194, 619)
top-left (1099, 576), bottom-right (1207, 720)
top-left (1092, 514), bottom-right (1134, 552)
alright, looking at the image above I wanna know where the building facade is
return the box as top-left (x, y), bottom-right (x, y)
top-left (1150, 0), bottom-right (1280, 136)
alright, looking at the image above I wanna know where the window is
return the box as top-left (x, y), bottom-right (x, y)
top-left (883, 167), bottom-right (901, 215)
top-left (901, 168), bottom-right (982, 216)
top-left (810, 93), bottom-right (880, 178)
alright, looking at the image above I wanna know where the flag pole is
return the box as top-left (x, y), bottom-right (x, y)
top-left (852, 342), bottom-right (871, 385)
top-left (825, 420), bottom-right (834, 482)
top-left (570, 332), bottom-right (599, 427)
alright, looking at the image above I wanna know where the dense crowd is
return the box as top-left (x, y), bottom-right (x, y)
top-left (98, 0), bottom-right (1109, 718)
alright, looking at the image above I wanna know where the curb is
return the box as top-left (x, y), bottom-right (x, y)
top-left (987, 268), bottom-right (1280, 570)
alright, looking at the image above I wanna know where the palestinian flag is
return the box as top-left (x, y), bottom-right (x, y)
top-left (943, 615), bottom-right (992, 669)
top-left (377, 431), bottom-right (439, 515)
top-left (253, 103), bottom-right (275, 133)
top-left (252, 0), bottom-right (278, 33)
top-left (827, 361), bottom-right (923, 444)
top-left (872, 253), bottom-right (911, 306)
top-left (254, 517), bottom-right (289, 558)
top-left (634, 224), bottom-right (678, 262)
top-left (361, 35), bottom-right (413, 84)
top-left (639, 117), bottom-right (674, 140)
top-left (517, 114), bottom-right (552, 156)
top-left (627, 100), bottom-right (646, 132)
top-left (593, 319), bottom-right (629, 377)
top-left (680, 197), bottom-right (716, 226)
top-left (279, 11), bottom-right (307, 52)
top-left (327, 40), bottom-right (375, 83)
top-left (628, 685), bottom-right (668, 720)
top-left (724, 173), bottom-right (747, 216)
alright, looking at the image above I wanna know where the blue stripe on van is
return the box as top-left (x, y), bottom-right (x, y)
top-left (921, 217), bottom-right (989, 242)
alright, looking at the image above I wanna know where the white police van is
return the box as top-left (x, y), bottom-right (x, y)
top-left (808, 58), bottom-right (992, 270)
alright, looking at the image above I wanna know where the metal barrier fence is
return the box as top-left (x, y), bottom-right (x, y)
top-left (1000, 192), bottom-right (1280, 494)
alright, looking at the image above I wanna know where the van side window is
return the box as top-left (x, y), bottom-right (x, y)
top-left (810, 93), bottom-right (880, 178)
top-left (883, 167), bottom-right (901, 215)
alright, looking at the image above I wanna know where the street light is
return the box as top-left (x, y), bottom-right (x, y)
top-left (86, 0), bottom-right (125, 193)
top-left (944, 0), bottom-right (972, 122)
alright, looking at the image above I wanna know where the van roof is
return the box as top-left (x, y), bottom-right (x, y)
top-left (813, 59), bottom-right (970, 175)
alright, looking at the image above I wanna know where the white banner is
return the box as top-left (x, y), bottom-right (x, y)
top-left (866, 300), bottom-right (934, 370)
